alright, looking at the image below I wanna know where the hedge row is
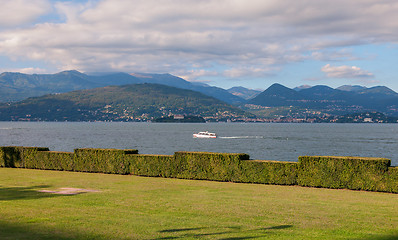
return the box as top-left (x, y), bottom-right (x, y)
top-left (386, 167), bottom-right (398, 193)
top-left (173, 151), bottom-right (249, 181)
top-left (74, 148), bottom-right (138, 174)
top-left (0, 147), bottom-right (49, 168)
top-left (128, 154), bottom-right (174, 177)
top-left (25, 151), bottom-right (74, 171)
top-left (240, 160), bottom-right (298, 185)
top-left (1, 146), bottom-right (397, 193)
top-left (125, 151), bottom-right (299, 185)
top-left (298, 156), bottom-right (397, 193)
top-left (0, 147), bottom-right (19, 167)
top-left (0, 147), bottom-right (138, 174)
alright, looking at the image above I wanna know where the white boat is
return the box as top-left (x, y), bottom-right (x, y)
top-left (193, 131), bottom-right (217, 138)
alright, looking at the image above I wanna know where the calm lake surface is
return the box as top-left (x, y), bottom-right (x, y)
top-left (0, 122), bottom-right (397, 166)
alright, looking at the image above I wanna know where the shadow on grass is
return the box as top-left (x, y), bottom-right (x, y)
top-left (0, 220), bottom-right (105, 240)
top-left (0, 185), bottom-right (60, 201)
top-left (0, 220), bottom-right (70, 240)
top-left (155, 225), bottom-right (293, 240)
top-left (353, 233), bottom-right (398, 240)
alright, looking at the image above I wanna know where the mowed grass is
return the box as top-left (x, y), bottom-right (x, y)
top-left (0, 168), bottom-right (397, 240)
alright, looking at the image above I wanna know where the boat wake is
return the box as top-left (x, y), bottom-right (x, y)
top-left (219, 136), bottom-right (264, 139)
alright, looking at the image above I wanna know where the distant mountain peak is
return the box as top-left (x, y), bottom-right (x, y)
top-left (269, 83), bottom-right (286, 88)
top-left (58, 70), bottom-right (84, 75)
top-left (302, 85), bottom-right (336, 93)
top-left (227, 86), bottom-right (261, 100)
top-left (294, 85), bottom-right (312, 91)
top-left (54, 70), bottom-right (89, 80)
top-left (358, 86), bottom-right (398, 96)
top-left (248, 83), bottom-right (306, 106)
top-left (0, 71), bottom-right (28, 77)
top-left (266, 83), bottom-right (297, 93)
top-left (336, 85), bottom-right (367, 92)
top-left (131, 73), bottom-right (154, 78)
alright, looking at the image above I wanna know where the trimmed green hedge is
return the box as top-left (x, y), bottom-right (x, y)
top-left (173, 151), bottom-right (249, 181)
top-left (298, 156), bottom-right (392, 192)
top-left (386, 167), bottom-right (398, 193)
top-left (20, 147), bottom-right (51, 168)
top-left (25, 151), bottom-right (74, 171)
top-left (0, 146), bottom-right (49, 168)
top-left (73, 148), bottom-right (138, 174)
top-left (1, 146), bottom-right (397, 193)
top-left (240, 160), bottom-right (298, 185)
top-left (0, 147), bottom-right (20, 167)
top-left (128, 154), bottom-right (174, 177)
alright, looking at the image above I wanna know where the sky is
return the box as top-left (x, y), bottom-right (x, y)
top-left (0, 0), bottom-right (397, 91)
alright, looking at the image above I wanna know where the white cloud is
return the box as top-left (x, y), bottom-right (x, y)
top-left (0, 0), bottom-right (397, 82)
top-left (19, 67), bottom-right (48, 74)
top-left (0, 67), bottom-right (48, 74)
top-left (223, 66), bottom-right (276, 79)
top-left (176, 69), bottom-right (219, 82)
top-left (311, 49), bottom-right (359, 62)
top-left (0, 0), bottom-right (51, 26)
top-left (321, 64), bottom-right (374, 79)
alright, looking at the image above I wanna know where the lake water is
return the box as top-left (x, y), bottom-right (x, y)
top-left (0, 122), bottom-right (397, 166)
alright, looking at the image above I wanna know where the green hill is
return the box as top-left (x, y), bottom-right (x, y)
top-left (0, 83), bottom-right (251, 121)
top-left (0, 70), bottom-right (244, 104)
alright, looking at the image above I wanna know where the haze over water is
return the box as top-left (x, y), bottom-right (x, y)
top-left (0, 122), bottom-right (397, 166)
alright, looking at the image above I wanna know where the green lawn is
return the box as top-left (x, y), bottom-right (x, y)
top-left (0, 168), bottom-right (397, 240)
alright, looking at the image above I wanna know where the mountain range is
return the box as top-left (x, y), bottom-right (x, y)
top-left (0, 83), bottom-right (250, 121)
top-left (1, 70), bottom-right (398, 119)
top-left (248, 83), bottom-right (398, 116)
top-left (0, 70), bottom-right (243, 104)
